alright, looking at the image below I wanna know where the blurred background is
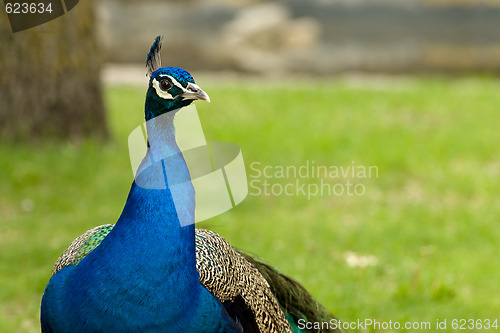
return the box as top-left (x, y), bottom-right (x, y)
top-left (97, 0), bottom-right (500, 74)
top-left (1, 0), bottom-right (500, 332)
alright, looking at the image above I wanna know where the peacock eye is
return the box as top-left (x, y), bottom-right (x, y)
top-left (159, 79), bottom-right (173, 91)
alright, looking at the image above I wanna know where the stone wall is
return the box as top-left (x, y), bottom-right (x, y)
top-left (96, 0), bottom-right (500, 73)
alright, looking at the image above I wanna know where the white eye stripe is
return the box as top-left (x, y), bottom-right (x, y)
top-left (152, 78), bottom-right (174, 100)
top-left (158, 74), bottom-right (185, 90)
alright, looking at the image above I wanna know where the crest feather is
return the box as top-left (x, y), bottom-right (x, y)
top-left (146, 36), bottom-right (162, 76)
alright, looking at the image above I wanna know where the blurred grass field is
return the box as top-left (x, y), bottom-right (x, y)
top-left (1, 76), bottom-right (500, 332)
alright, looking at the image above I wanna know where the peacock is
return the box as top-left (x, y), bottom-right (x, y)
top-left (40, 36), bottom-right (342, 333)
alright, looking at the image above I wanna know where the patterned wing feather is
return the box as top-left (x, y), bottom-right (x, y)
top-left (195, 229), bottom-right (292, 333)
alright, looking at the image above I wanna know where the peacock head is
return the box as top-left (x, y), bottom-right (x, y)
top-left (145, 36), bottom-right (210, 121)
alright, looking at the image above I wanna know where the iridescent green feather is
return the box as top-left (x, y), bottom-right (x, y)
top-left (74, 225), bottom-right (114, 265)
top-left (52, 224), bottom-right (114, 275)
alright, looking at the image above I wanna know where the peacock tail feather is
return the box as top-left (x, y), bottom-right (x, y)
top-left (238, 252), bottom-right (342, 333)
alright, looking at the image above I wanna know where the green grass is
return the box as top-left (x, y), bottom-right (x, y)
top-left (1, 76), bottom-right (500, 332)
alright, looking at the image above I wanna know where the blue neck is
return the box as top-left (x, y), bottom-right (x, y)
top-left (107, 108), bottom-right (198, 309)
top-left (137, 108), bottom-right (196, 226)
top-left (68, 112), bottom-right (201, 329)
top-left (43, 109), bottom-right (240, 332)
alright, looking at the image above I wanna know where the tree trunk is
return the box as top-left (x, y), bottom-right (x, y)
top-left (0, 0), bottom-right (108, 141)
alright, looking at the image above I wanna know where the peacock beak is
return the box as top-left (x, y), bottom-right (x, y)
top-left (180, 82), bottom-right (210, 103)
